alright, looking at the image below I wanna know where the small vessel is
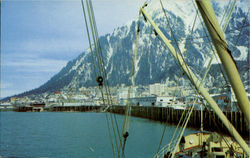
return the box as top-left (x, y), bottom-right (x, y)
top-left (156, 131), bottom-right (245, 158)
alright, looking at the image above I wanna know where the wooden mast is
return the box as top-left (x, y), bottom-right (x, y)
top-left (195, 0), bottom-right (250, 125)
top-left (139, 5), bottom-right (250, 155)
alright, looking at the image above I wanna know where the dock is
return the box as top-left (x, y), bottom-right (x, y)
top-left (13, 105), bottom-right (249, 138)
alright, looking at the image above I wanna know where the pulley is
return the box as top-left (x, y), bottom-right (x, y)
top-left (96, 76), bottom-right (103, 86)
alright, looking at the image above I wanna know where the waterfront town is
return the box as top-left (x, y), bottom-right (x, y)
top-left (0, 83), bottom-right (241, 112)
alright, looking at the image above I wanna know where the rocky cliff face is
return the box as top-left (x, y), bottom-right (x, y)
top-left (21, 0), bottom-right (250, 96)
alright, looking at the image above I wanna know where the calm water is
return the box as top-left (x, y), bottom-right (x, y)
top-left (0, 112), bottom-right (196, 158)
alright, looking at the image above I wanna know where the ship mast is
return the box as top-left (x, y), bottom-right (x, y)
top-left (139, 4), bottom-right (250, 155)
top-left (195, 0), bottom-right (250, 128)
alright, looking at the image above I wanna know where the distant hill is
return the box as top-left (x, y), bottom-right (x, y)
top-left (5, 1), bottom-right (249, 100)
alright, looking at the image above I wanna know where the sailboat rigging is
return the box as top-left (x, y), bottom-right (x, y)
top-left (138, 0), bottom-right (249, 157)
top-left (81, 0), bottom-right (249, 157)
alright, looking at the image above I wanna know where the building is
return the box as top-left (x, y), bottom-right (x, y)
top-left (149, 83), bottom-right (165, 96)
top-left (118, 87), bottom-right (135, 100)
top-left (121, 96), bottom-right (186, 109)
top-left (10, 97), bottom-right (19, 102)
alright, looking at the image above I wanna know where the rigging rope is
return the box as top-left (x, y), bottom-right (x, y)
top-left (220, 0), bottom-right (232, 27)
top-left (121, 15), bottom-right (141, 158)
top-left (81, 1), bottom-right (117, 157)
top-left (154, 0), bottom-right (239, 156)
top-left (152, 1), bottom-right (202, 156)
top-left (191, 0), bottom-right (230, 90)
top-left (170, 46), bottom-right (222, 157)
top-left (81, 0), bottom-right (123, 157)
top-left (87, 1), bottom-right (123, 154)
top-left (231, 9), bottom-right (249, 53)
top-left (158, 0), bottom-right (203, 94)
top-left (222, 0), bottom-right (236, 32)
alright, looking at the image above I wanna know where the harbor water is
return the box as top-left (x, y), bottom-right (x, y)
top-left (0, 112), bottom-right (196, 158)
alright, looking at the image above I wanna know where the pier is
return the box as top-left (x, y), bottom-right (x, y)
top-left (108, 106), bottom-right (249, 138)
top-left (39, 105), bottom-right (249, 138)
top-left (47, 105), bottom-right (101, 112)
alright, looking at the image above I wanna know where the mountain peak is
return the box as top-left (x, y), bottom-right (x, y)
top-left (13, 0), bottom-right (250, 98)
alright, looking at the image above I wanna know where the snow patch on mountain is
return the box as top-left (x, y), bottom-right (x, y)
top-left (22, 0), bottom-right (249, 96)
top-left (236, 46), bottom-right (248, 60)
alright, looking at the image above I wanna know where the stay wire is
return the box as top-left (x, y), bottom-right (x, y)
top-left (84, 0), bottom-right (121, 156)
top-left (196, 1), bottom-right (238, 70)
top-left (150, 1), bottom-right (202, 154)
top-left (81, 0), bottom-right (116, 157)
top-left (184, 24), bottom-right (250, 41)
top-left (80, 0), bottom-right (97, 79)
top-left (87, 3), bottom-right (121, 158)
top-left (222, 0), bottom-right (236, 31)
top-left (88, 0), bottom-right (110, 101)
top-left (191, 1), bottom-right (240, 153)
top-left (191, 0), bottom-right (230, 89)
top-left (159, 0), bottom-right (201, 94)
top-left (156, 75), bottom-right (189, 155)
top-left (156, 0), bottom-right (222, 155)
top-left (220, 0), bottom-right (232, 27)
top-left (86, 0), bottom-right (102, 76)
top-left (87, 1), bottom-right (123, 155)
top-left (231, 9), bottom-right (249, 53)
top-left (184, 9), bottom-right (198, 58)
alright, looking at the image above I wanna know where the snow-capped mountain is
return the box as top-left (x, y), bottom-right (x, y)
top-left (23, 0), bottom-right (250, 96)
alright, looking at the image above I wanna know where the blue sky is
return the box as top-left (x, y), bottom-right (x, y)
top-left (1, 0), bottom-right (143, 98)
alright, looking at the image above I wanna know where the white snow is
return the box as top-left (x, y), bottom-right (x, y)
top-left (107, 44), bottom-right (113, 64)
top-left (145, 0), bottom-right (196, 34)
top-left (235, 46), bottom-right (248, 61)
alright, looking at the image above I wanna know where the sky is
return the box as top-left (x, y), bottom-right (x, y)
top-left (1, 0), bottom-right (144, 98)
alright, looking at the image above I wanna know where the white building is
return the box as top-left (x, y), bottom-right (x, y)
top-left (122, 96), bottom-right (186, 109)
top-left (149, 83), bottom-right (166, 96)
top-left (118, 87), bottom-right (135, 99)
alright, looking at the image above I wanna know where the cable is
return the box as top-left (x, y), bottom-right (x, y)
top-left (88, 2), bottom-right (123, 155)
top-left (81, 0), bottom-right (122, 157)
top-left (231, 9), bottom-right (249, 53)
top-left (81, 1), bottom-right (117, 157)
top-left (191, 0), bottom-right (230, 90)
top-left (159, 0), bottom-right (202, 95)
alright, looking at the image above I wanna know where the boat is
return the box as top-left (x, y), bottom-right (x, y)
top-left (155, 131), bottom-right (246, 158)
top-left (80, 0), bottom-right (249, 157)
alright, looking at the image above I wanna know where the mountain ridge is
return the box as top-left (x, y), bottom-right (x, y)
top-left (5, 0), bottom-right (250, 99)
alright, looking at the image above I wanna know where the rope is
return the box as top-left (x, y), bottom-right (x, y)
top-left (81, 0), bottom-right (123, 157)
top-left (153, 1), bottom-right (201, 155)
top-left (196, 2), bottom-right (238, 69)
top-left (156, 76), bottom-right (188, 155)
top-left (231, 9), bottom-right (249, 53)
top-left (222, 0), bottom-right (236, 32)
top-left (191, 0), bottom-right (230, 89)
top-left (155, 1), bottom-right (239, 156)
top-left (170, 104), bottom-right (195, 158)
top-left (88, 0), bottom-right (121, 141)
top-left (159, 0), bottom-right (203, 94)
top-left (87, 2), bottom-right (122, 148)
top-left (183, 24), bottom-right (250, 40)
top-left (80, 0), bottom-right (97, 78)
top-left (220, 0), bottom-right (232, 27)
top-left (121, 15), bottom-right (142, 158)
top-left (81, 1), bottom-right (117, 157)
top-left (171, 2), bottom-right (240, 156)
top-left (170, 50), bottom-right (218, 157)
top-left (184, 10), bottom-right (198, 58)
